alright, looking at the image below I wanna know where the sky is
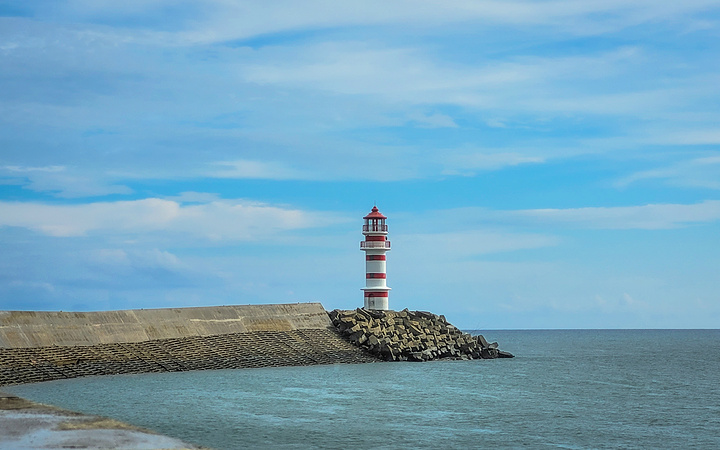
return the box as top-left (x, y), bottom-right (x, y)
top-left (1, 1), bottom-right (719, 329)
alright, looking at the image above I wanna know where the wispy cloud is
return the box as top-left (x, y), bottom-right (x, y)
top-left (408, 112), bottom-right (458, 129)
top-left (0, 165), bottom-right (133, 198)
top-left (0, 198), bottom-right (338, 239)
top-left (89, 248), bottom-right (185, 273)
top-left (419, 201), bottom-right (720, 231)
top-left (441, 151), bottom-right (545, 175)
top-left (2, 1), bottom-right (718, 187)
top-left (2, 165), bottom-right (65, 173)
top-left (615, 155), bottom-right (720, 189)
top-left (512, 200), bottom-right (720, 229)
top-left (36, 1), bottom-right (720, 44)
top-left (239, 43), bottom-right (649, 113)
top-left (208, 160), bottom-right (308, 180)
top-left (662, 130), bottom-right (720, 146)
top-left (397, 230), bottom-right (560, 258)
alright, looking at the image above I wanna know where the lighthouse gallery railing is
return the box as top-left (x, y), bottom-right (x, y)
top-left (360, 241), bottom-right (391, 249)
top-left (362, 224), bottom-right (388, 232)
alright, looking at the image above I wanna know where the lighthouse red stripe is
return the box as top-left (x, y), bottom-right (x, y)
top-left (366, 273), bottom-right (386, 279)
top-left (366, 235), bottom-right (386, 241)
top-left (365, 292), bottom-right (389, 298)
top-left (366, 255), bottom-right (386, 261)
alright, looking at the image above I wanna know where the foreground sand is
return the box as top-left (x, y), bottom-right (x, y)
top-left (0, 391), bottom-right (203, 449)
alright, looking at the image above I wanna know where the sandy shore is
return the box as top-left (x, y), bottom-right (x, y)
top-left (0, 391), bottom-right (203, 449)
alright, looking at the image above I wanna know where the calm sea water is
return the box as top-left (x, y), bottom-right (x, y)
top-left (6, 330), bottom-right (720, 449)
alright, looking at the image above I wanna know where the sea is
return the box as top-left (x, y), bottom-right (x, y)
top-left (5, 329), bottom-right (720, 449)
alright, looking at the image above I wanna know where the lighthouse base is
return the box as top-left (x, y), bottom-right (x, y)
top-left (364, 297), bottom-right (388, 311)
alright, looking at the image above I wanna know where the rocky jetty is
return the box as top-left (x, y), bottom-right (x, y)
top-left (329, 308), bottom-right (514, 361)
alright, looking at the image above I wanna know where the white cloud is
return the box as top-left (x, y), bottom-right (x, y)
top-left (0, 165), bottom-right (133, 198)
top-left (441, 151), bottom-right (545, 175)
top-left (396, 230), bottom-right (560, 259)
top-left (163, 191), bottom-right (221, 203)
top-left (7, 280), bottom-right (55, 293)
top-left (2, 1), bottom-right (718, 187)
top-left (646, 129), bottom-right (720, 146)
top-left (208, 160), bottom-right (307, 180)
top-left (486, 118), bottom-right (508, 128)
top-left (238, 42), bottom-right (684, 118)
top-left (415, 201), bottom-right (720, 231)
top-left (513, 200), bottom-right (720, 229)
top-left (408, 112), bottom-right (458, 129)
top-left (91, 248), bottom-right (184, 271)
top-left (0, 198), bottom-right (336, 240)
top-left (0, 199), bottom-right (178, 237)
top-left (241, 44), bottom-right (447, 98)
top-left (696, 156), bottom-right (720, 164)
top-left (615, 155), bottom-right (720, 190)
top-left (2, 165), bottom-right (65, 173)
top-left (56, 1), bottom-right (719, 45)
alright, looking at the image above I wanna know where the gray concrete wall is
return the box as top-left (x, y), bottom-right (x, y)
top-left (0, 303), bottom-right (333, 348)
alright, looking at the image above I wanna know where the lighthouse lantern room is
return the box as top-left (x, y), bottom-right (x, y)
top-left (360, 205), bottom-right (391, 310)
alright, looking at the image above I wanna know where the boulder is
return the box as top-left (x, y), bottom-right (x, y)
top-left (328, 309), bottom-right (513, 362)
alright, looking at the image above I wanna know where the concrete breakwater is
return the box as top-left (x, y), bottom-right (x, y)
top-left (0, 303), bottom-right (335, 348)
top-left (330, 308), bottom-right (513, 361)
top-left (0, 303), bottom-right (377, 386)
top-left (0, 328), bottom-right (378, 386)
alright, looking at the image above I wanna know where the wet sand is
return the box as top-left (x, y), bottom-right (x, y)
top-left (0, 391), bottom-right (203, 449)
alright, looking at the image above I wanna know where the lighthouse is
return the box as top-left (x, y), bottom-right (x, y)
top-left (360, 205), bottom-right (391, 310)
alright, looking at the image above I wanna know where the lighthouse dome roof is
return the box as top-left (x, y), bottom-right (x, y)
top-left (363, 205), bottom-right (387, 219)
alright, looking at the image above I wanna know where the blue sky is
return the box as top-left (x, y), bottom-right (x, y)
top-left (1, 1), bottom-right (719, 329)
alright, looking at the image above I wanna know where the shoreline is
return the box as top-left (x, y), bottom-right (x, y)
top-left (0, 390), bottom-right (203, 449)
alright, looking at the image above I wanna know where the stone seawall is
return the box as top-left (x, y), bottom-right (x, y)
top-left (0, 329), bottom-right (377, 386)
top-left (0, 303), bottom-right (379, 386)
top-left (0, 303), bottom-right (333, 348)
top-left (329, 308), bottom-right (513, 361)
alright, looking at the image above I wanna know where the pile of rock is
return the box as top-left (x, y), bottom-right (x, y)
top-left (328, 308), bottom-right (513, 361)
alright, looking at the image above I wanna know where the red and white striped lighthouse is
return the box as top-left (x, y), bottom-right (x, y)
top-left (361, 205), bottom-right (391, 310)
